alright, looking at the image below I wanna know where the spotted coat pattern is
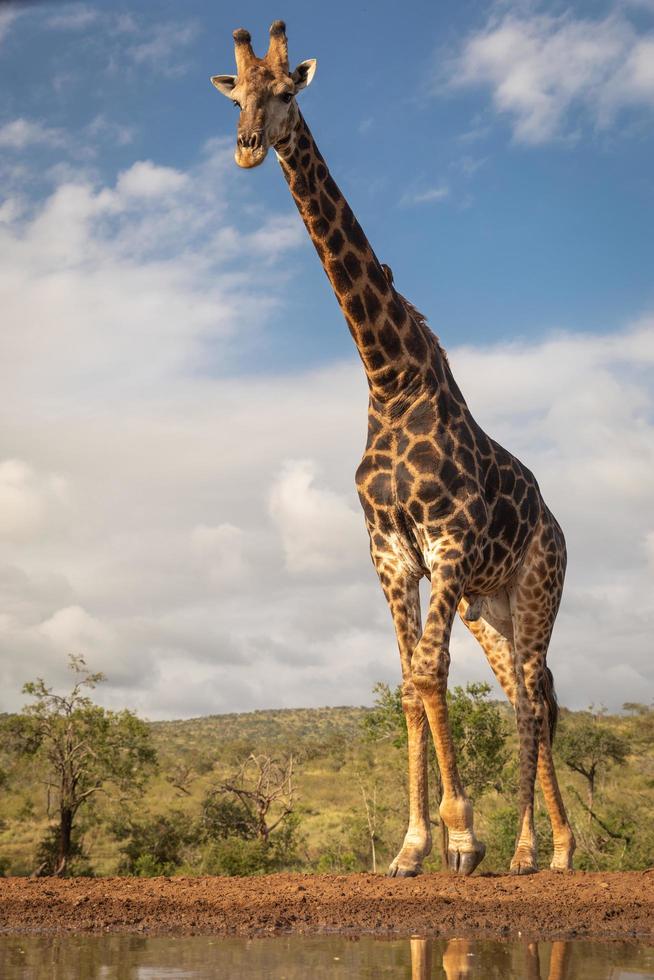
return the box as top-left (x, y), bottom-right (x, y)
top-left (213, 21), bottom-right (575, 877)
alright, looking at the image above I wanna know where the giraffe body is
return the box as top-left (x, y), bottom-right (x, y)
top-left (212, 21), bottom-right (575, 876)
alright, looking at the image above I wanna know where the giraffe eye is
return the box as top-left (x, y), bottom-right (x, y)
top-left (280, 93), bottom-right (293, 104)
top-left (232, 100), bottom-right (241, 109)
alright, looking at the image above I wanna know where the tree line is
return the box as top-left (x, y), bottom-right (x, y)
top-left (0, 656), bottom-right (651, 877)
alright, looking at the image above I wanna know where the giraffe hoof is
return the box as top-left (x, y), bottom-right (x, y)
top-left (550, 836), bottom-right (575, 872)
top-left (448, 842), bottom-right (486, 876)
top-left (549, 856), bottom-right (574, 873)
top-left (509, 859), bottom-right (538, 875)
top-left (387, 863), bottom-right (421, 878)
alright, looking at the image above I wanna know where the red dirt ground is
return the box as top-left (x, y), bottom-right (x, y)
top-left (1, 871), bottom-right (653, 939)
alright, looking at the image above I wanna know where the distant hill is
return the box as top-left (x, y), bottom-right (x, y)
top-left (151, 705), bottom-right (369, 746)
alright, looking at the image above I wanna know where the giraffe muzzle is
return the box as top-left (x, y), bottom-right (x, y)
top-left (235, 131), bottom-right (267, 168)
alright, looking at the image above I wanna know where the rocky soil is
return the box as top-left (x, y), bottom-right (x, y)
top-left (1, 871), bottom-right (652, 939)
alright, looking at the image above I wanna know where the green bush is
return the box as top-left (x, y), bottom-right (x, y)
top-left (202, 837), bottom-right (270, 876)
top-left (200, 794), bottom-right (257, 841)
top-left (113, 812), bottom-right (190, 876)
top-left (202, 815), bottom-right (303, 876)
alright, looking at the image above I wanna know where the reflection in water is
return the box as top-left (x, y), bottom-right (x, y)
top-left (411, 936), bottom-right (574, 979)
top-left (0, 933), bottom-right (652, 978)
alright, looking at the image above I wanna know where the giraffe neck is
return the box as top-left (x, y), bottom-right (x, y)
top-left (276, 112), bottom-right (442, 405)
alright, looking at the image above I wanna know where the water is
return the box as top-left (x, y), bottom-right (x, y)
top-left (0, 934), bottom-right (652, 979)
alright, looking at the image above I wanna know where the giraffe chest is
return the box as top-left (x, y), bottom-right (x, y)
top-left (354, 424), bottom-right (471, 575)
top-left (354, 420), bottom-right (473, 530)
top-left (355, 415), bottom-right (542, 587)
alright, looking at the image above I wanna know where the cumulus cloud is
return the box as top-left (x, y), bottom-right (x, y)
top-left (0, 141), bottom-right (306, 409)
top-left (0, 94), bottom-right (652, 718)
top-left (115, 160), bottom-right (188, 199)
top-left (191, 523), bottom-right (250, 588)
top-left (447, 7), bottom-right (654, 143)
top-left (269, 460), bottom-right (365, 575)
top-left (1, 266), bottom-right (652, 717)
top-left (0, 461), bottom-right (68, 541)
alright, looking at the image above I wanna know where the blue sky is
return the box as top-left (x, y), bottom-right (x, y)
top-left (3, 0), bottom-right (654, 360)
top-left (0, 0), bottom-right (653, 717)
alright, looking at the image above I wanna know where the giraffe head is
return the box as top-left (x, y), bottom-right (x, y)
top-left (211, 20), bottom-right (316, 169)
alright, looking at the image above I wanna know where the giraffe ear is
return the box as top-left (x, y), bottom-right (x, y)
top-left (291, 59), bottom-right (317, 92)
top-left (211, 75), bottom-right (237, 98)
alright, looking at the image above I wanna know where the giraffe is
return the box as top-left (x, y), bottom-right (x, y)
top-left (410, 938), bottom-right (572, 980)
top-left (211, 20), bottom-right (576, 877)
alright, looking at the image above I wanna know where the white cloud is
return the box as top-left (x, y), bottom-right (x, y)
top-left (0, 144), bottom-right (304, 406)
top-left (115, 160), bottom-right (188, 199)
top-left (447, 8), bottom-right (654, 143)
top-left (0, 306), bottom-right (652, 715)
top-left (400, 185), bottom-right (450, 207)
top-left (0, 460), bottom-right (68, 541)
top-left (0, 118), bottom-right (65, 150)
top-left (269, 460), bottom-right (365, 575)
top-left (191, 523), bottom-right (250, 588)
top-left (39, 605), bottom-right (111, 655)
top-left (0, 134), bottom-right (652, 717)
top-left (246, 215), bottom-right (305, 259)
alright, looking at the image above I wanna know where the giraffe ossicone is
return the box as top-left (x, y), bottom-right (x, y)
top-left (211, 20), bottom-right (575, 877)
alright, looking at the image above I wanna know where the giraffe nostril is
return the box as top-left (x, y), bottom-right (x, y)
top-left (238, 131), bottom-right (263, 151)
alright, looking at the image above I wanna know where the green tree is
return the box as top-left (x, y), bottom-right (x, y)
top-left (199, 753), bottom-right (303, 875)
top-left (556, 714), bottom-right (630, 822)
top-left (199, 794), bottom-right (257, 842)
top-left (3, 655), bottom-right (156, 876)
top-left (362, 683), bottom-right (405, 748)
top-left (217, 753), bottom-right (296, 846)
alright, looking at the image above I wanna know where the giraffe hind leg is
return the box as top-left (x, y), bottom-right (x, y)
top-left (458, 596), bottom-right (575, 873)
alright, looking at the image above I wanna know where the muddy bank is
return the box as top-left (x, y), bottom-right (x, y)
top-left (0, 871), bottom-right (652, 940)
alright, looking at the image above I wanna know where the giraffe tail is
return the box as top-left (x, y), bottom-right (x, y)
top-left (541, 666), bottom-right (558, 744)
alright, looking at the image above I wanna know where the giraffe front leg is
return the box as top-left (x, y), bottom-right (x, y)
top-left (388, 688), bottom-right (432, 877)
top-left (371, 550), bottom-right (432, 878)
top-left (412, 574), bottom-right (485, 876)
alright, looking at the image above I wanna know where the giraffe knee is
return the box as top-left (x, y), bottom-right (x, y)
top-left (411, 652), bottom-right (450, 697)
top-left (400, 683), bottom-right (425, 719)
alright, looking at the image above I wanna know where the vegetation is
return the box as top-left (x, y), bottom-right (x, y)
top-left (0, 659), bottom-right (652, 877)
top-left (1, 656), bottom-right (155, 875)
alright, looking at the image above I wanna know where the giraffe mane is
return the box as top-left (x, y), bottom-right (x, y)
top-left (396, 291), bottom-right (450, 366)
